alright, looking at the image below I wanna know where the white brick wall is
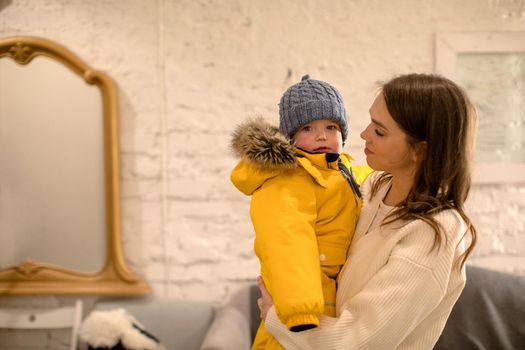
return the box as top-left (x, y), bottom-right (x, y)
top-left (1, 0), bottom-right (524, 348)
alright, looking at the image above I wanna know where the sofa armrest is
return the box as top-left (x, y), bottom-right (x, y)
top-left (200, 306), bottom-right (251, 350)
top-left (435, 266), bottom-right (525, 349)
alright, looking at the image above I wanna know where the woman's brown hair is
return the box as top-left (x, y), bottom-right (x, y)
top-left (371, 73), bottom-right (477, 268)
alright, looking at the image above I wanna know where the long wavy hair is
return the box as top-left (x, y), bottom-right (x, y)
top-left (371, 73), bottom-right (477, 269)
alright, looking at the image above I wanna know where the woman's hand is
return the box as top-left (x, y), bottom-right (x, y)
top-left (257, 276), bottom-right (274, 320)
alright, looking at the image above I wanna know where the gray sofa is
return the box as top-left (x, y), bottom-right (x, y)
top-left (85, 266), bottom-right (524, 350)
top-left (87, 290), bottom-right (253, 350)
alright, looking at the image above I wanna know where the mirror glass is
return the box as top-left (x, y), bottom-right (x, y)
top-left (0, 56), bottom-right (106, 272)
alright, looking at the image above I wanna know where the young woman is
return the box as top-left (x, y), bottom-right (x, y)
top-left (256, 73), bottom-right (478, 350)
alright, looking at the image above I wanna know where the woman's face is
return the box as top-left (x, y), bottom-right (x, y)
top-left (360, 93), bottom-right (418, 175)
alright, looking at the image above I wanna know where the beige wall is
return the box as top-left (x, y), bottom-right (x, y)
top-left (0, 0), bottom-right (524, 336)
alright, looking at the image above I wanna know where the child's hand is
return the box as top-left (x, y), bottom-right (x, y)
top-left (257, 276), bottom-right (274, 320)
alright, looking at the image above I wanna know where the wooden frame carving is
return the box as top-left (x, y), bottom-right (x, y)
top-left (0, 36), bottom-right (150, 295)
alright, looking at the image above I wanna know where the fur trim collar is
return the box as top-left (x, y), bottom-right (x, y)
top-left (230, 118), bottom-right (298, 170)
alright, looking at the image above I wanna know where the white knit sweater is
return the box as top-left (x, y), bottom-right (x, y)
top-left (265, 171), bottom-right (469, 350)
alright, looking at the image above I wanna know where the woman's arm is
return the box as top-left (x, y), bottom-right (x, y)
top-left (264, 258), bottom-right (444, 349)
top-left (263, 212), bottom-right (466, 350)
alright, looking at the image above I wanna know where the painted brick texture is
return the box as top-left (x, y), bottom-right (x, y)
top-left (0, 0), bottom-right (524, 348)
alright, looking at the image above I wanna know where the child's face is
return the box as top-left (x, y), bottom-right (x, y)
top-left (293, 119), bottom-right (343, 154)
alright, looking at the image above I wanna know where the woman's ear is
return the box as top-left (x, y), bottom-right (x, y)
top-left (411, 141), bottom-right (427, 162)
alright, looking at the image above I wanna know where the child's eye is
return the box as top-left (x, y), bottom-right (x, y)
top-left (326, 125), bottom-right (339, 130)
top-left (302, 126), bottom-right (312, 132)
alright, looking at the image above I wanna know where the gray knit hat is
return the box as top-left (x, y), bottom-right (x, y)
top-left (279, 74), bottom-right (348, 142)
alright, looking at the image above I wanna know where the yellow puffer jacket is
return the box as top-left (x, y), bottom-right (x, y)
top-left (230, 119), bottom-right (371, 331)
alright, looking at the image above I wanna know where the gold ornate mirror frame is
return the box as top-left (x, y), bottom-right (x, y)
top-left (0, 36), bottom-right (150, 295)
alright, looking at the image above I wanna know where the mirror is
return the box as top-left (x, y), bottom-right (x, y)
top-left (0, 36), bottom-right (150, 295)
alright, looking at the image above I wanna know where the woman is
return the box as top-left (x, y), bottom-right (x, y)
top-left (257, 73), bottom-right (478, 350)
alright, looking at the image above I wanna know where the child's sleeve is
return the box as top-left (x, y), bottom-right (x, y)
top-left (250, 174), bottom-right (324, 331)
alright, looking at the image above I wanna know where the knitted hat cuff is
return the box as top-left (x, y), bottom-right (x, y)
top-left (281, 99), bottom-right (348, 140)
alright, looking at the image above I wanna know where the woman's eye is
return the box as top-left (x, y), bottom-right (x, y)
top-left (374, 129), bottom-right (384, 137)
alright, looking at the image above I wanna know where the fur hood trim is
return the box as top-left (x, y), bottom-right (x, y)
top-left (230, 118), bottom-right (298, 170)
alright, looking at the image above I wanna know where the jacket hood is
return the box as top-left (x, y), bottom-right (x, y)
top-left (231, 118), bottom-right (298, 170)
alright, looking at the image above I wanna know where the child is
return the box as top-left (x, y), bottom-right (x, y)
top-left (230, 75), bottom-right (369, 350)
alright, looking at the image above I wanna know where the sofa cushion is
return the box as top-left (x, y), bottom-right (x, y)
top-left (200, 306), bottom-right (251, 350)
